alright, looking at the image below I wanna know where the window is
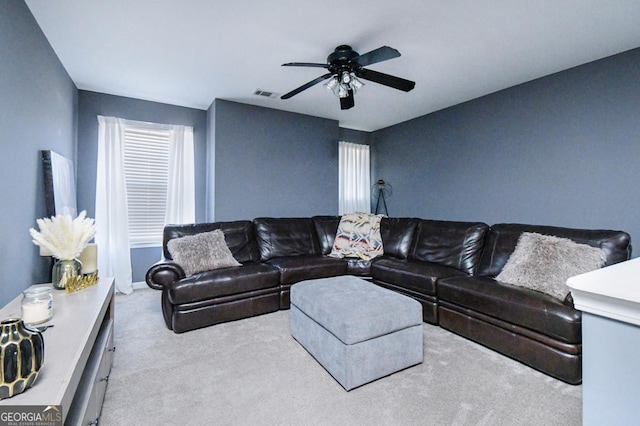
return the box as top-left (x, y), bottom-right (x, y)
top-left (122, 124), bottom-right (170, 247)
top-left (96, 115), bottom-right (194, 293)
top-left (338, 141), bottom-right (371, 215)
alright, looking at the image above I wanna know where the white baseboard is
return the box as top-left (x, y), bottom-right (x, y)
top-left (132, 281), bottom-right (148, 290)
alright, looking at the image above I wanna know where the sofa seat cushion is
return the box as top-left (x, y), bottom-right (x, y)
top-left (437, 275), bottom-right (581, 344)
top-left (370, 257), bottom-right (466, 297)
top-left (266, 255), bottom-right (348, 284)
top-left (168, 262), bottom-right (280, 305)
top-left (345, 258), bottom-right (371, 276)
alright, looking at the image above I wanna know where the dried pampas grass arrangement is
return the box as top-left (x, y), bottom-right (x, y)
top-left (30, 211), bottom-right (97, 260)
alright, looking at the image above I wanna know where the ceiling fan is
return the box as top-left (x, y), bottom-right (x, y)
top-left (281, 45), bottom-right (415, 110)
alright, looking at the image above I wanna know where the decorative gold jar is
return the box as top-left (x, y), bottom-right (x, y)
top-left (0, 318), bottom-right (45, 399)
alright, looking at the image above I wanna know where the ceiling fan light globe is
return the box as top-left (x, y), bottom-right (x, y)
top-left (324, 77), bottom-right (338, 94)
top-left (337, 84), bottom-right (349, 98)
top-left (351, 75), bottom-right (364, 91)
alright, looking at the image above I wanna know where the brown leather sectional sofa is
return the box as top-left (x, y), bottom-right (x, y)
top-left (146, 216), bottom-right (631, 384)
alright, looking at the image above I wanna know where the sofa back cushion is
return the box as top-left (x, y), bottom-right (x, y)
top-left (478, 223), bottom-right (632, 277)
top-left (312, 216), bottom-right (341, 255)
top-left (409, 220), bottom-right (490, 275)
top-left (163, 221), bottom-right (260, 263)
top-left (254, 217), bottom-right (321, 261)
top-left (380, 217), bottom-right (420, 259)
top-left (313, 216), bottom-right (420, 259)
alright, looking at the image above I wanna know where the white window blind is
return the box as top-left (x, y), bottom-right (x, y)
top-left (122, 125), bottom-right (170, 247)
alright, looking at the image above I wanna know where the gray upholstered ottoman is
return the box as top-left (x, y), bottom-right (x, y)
top-left (290, 275), bottom-right (423, 391)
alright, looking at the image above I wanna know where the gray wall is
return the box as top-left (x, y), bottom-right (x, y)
top-left (77, 91), bottom-right (207, 282)
top-left (339, 128), bottom-right (372, 146)
top-left (209, 100), bottom-right (340, 221)
top-left (0, 1), bottom-right (78, 305)
top-left (372, 48), bottom-right (640, 250)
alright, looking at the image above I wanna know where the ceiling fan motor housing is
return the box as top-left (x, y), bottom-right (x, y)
top-left (327, 45), bottom-right (360, 75)
top-left (327, 45), bottom-right (359, 64)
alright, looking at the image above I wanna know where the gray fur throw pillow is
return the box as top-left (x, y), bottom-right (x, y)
top-left (167, 229), bottom-right (241, 277)
top-left (496, 232), bottom-right (606, 300)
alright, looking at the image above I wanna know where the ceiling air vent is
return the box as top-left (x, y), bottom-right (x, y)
top-left (253, 89), bottom-right (278, 99)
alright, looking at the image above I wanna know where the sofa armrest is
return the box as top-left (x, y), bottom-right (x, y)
top-left (563, 292), bottom-right (575, 307)
top-left (146, 260), bottom-right (185, 290)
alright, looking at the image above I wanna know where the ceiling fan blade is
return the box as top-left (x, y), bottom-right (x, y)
top-left (356, 68), bottom-right (415, 92)
top-left (281, 73), bottom-right (333, 99)
top-left (282, 62), bottom-right (329, 68)
top-left (353, 46), bottom-right (401, 67)
top-left (340, 89), bottom-right (355, 110)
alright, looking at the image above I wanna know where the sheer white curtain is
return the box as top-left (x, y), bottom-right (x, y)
top-left (95, 116), bottom-right (133, 295)
top-left (338, 141), bottom-right (371, 215)
top-left (165, 125), bottom-right (195, 225)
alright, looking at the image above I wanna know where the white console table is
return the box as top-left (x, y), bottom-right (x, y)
top-left (567, 259), bottom-right (640, 426)
top-left (0, 277), bottom-right (115, 425)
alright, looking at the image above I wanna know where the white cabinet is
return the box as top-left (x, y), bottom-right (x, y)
top-left (567, 259), bottom-right (640, 426)
top-left (0, 277), bottom-right (115, 425)
top-left (67, 318), bottom-right (114, 425)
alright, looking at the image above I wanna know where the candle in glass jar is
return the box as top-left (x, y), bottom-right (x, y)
top-left (21, 287), bottom-right (53, 325)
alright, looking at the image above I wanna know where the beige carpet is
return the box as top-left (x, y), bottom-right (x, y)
top-left (100, 288), bottom-right (581, 426)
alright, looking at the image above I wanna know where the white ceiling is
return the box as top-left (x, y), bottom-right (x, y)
top-left (26, 0), bottom-right (640, 132)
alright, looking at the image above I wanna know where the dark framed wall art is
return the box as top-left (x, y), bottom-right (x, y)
top-left (42, 150), bottom-right (78, 217)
